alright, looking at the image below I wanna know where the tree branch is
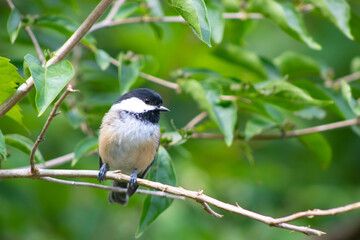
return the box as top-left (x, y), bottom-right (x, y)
top-left (190, 118), bottom-right (360, 141)
top-left (24, 26), bottom-right (45, 64)
top-left (271, 202), bottom-right (360, 224)
top-left (0, 168), bottom-right (332, 236)
top-left (107, 55), bottom-right (180, 90)
top-left (104, 0), bottom-right (125, 22)
top-left (200, 201), bottom-right (224, 218)
top-left (29, 85), bottom-right (78, 174)
top-left (332, 71), bottom-right (360, 86)
top-left (40, 176), bottom-right (184, 200)
top-left (90, 0), bottom-right (125, 32)
top-left (30, 152), bottom-right (75, 169)
top-left (184, 112), bottom-right (207, 130)
top-left (139, 72), bottom-right (179, 90)
top-left (0, 0), bottom-right (113, 119)
top-left (89, 13), bottom-right (263, 32)
top-left (6, 0), bottom-right (15, 9)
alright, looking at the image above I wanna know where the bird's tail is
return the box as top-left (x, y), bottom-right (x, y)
top-left (108, 181), bottom-right (128, 205)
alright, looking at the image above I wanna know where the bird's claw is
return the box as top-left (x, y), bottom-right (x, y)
top-left (129, 168), bottom-right (137, 188)
top-left (98, 163), bottom-right (109, 183)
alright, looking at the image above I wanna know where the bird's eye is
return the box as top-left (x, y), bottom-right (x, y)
top-left (144, 99), bottom-right (150, 104)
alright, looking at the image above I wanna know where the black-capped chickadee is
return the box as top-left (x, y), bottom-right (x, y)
top-left (97, 88), bottom-right (169, 205)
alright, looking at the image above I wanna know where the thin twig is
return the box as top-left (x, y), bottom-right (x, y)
top-left (139, 72), bottom-right (179, 90)
top-left (29, 85), bottom-right (78, 174)
top-left (40, 176), bottom-right (185, 200)
top-left (89, 13), bottom-right (264, 32)
top-left (0, 168), bottom-right (328, 236)
top-left (90, 16), bottom-right (183, 32)
top-left (18, 150), bottom-right (97, 170)
top-left (271, 202), bottom-right (360, 224)
top-left (24, 26), bottom-right (45, 64)
top-left (91, 0), bottom-right (125, 32)
top-left (35, 152), bottom-right (75, 169)
top-left (105, 0), bottom-right (125, 21)
top-left (184, 112), bottom-right (207, 130)
top-left (200, 201), bottom-right (224, 218)
top-left (0, 0), bottom-right (113, 118)
top-left (220, 95), bottom-right (238, 101)
top-left (108, 56), bottom-right (179, 90)
top-left (223, 12), bottom-right (263, 19)
top-left (332, 71), bottom-right (360, 86)
top-left (6, 0), bottom-right (15, 9)
top-left (190, 118), bottom-right (360, 141)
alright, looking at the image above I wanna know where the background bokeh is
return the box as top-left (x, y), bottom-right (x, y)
top-left (1, 0), bottom-right (360, 239)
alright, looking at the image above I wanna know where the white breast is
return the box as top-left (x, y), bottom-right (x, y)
top-left (99, 110), bottom-right (160, 175)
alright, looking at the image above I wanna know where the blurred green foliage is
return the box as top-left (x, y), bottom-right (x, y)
top-left (1, 0), bottom-right (360, 239)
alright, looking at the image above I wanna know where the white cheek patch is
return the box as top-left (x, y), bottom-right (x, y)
top-left (111, 97), bottom-right (157, 113)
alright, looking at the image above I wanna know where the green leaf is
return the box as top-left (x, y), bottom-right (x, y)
top-left (136, 146), bottom-right (176, 238)
top-left (350, 11), bottom-right (360, 44)
top-left (341, 80), bottom-right (360, 116)
top-left (35, 15), bottom-right (96, 50)
top-left (162, 131), bottom-right (187, 146)
top-left (118, 52), bottom-right (142, 94)
top-left (206, 0), bottom-right (224, 44)
top-left (166, 0), bottom-right (211, 46)
top-left (0, 130), bottom-right (6, 160)
top-left (320, 85), bottom-right (360, 136)
top-left (0, 57), bottom-right (24, 126)
top-left (178, 79), bottom-right (237, 146)
top-left (5, 134), bottom-right (44, 163)
top-left (350, 56), bottom-right (360, 73)
top-left (72, 137), bottom-right (98, 167)
top-left (274, 51), bottom-right (320, 77)
top-left (7, 8), bottom-right (22, 44)
top-left (294, 107), bottom-right (326, 120)
top-left (257, 80), bottom-right (332, 110)
top-left (148, 22), bottom-right (164, 40)
top-left (298, 133), bottom-right (332, 169)
top-left (23, 59), bottom-right (31, 79)
top-left (249, 0), bottom-right (321, 50)
top-left (61, 0), bottom-right (79, 11)
top-left (146, 0), bottom-right (164, 17)
top-left (66, 110), bottom-right (87, 129)
top-left (95, 49), bottom-right (111, 71)
top-left (341, 80), bottom-right (352, 108)
top-left (213, 45), bottom-right (267, 81)
top-left (114, 2), bottom-right (141, 20)
top-left (202, 81), bottom-right (237, 146)
top-left (310, 0), bottom-right (352, 39)
top-left (25, 54), bottom-right (74, 116)
top-left (244, 114), bottom-right (277, 140)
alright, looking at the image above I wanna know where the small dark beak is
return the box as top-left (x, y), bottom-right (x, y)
top-left (158, 106), bottom-right (170, 112)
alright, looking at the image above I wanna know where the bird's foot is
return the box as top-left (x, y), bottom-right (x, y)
top-left (129, 168), bottom-right (137, 188)
top-left (127, 169), bottom-right (138, 196)
top-left (98, 163), bottom-right (109, 183)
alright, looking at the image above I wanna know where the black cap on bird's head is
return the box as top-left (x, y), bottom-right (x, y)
top-left (118, 88), bottom-right (161, 105)
top-left (116, 88), bottom-right (169, 112)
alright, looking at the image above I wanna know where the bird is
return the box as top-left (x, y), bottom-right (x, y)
top-left (97, 88), bottom-right (169, 205)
